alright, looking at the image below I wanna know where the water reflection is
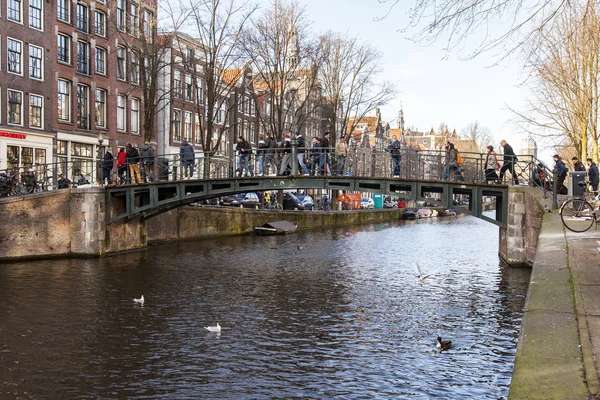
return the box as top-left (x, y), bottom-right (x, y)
top-left (0, 216), bottom-right (530, 399)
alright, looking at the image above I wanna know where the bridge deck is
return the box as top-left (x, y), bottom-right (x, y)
top-left (105, 176), bottom-right (508, 227)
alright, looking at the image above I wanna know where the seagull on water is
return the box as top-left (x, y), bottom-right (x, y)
top-left (205, 323), bottom-right (221, 333)
top-left (133, 295), bottom-right (144, 305)
top-left (414, 263), bottom-right (431, 283)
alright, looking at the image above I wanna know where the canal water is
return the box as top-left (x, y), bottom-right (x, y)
top-left (0, 215), bottom-right (530, 399)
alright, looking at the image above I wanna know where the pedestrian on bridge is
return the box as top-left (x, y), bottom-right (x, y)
top-left (387, 135), bottom-right (401, 177)
top-left (117, 148), bottom-right (127, 184)
top-left (296, 132), bottom-right (309, 175)
top-left (279, 134), bottom-right (292, 176)
top-left (236, 136), bottom-right (252, 177)
top-left (484, 145), bottom-right (499, 183)
top-left (126, 143), bottom-right (141, 184)
top-left (264, 133), bottom-right (278, 176)
top-left (499, 140), bottom-right (519, 185)
top-left (180, 140), bottom-right (195, 179)
top-left (101, 150), bottom-right (114, 185)
top-left (336, 135), bottom-right (348, 175)
top-left (140, 141), bottom-right (155, 183)
top-left (310, 137), bottom-right (320, 176)
top-left (257, 136), bottom-right (267, 176)
top-left (319, 131), bottom-right (332, 176)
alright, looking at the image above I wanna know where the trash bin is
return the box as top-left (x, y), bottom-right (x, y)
top-left (373, 194), bottom-right (384, 209)
top-left (568, 171), bottom-right (587, 197)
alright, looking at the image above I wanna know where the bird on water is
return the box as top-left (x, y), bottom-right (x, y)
top-left (133, 295), bottom-right (144, 305)
top-left (205, 323), bottom-right (221, 333)
top-left (436, 336), bottom-right (452, 351)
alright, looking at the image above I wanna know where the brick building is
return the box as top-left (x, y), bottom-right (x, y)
top-left (0, 0), bottom-right (157, 182)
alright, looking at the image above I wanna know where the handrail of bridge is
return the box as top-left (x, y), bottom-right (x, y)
top-left (0, 147), bottom-right (556, 202)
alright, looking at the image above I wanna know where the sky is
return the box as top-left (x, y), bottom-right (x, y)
top-left (283, 0), bottom-right (543, 158)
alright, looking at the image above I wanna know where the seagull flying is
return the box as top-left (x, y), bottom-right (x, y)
top-left (414, 263), bottom-right (431, 283)
top-left (133, 295), bottom-right (144, 305)
top-left (205, 323), bottom-right (221, 333)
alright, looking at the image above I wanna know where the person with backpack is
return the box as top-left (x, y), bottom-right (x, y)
top-left (101, 150), bottom-right (114, 185)
top-left (235, 136), bottom-right (252, 177)
top-left (553, 154), bottom-right (568, 194)
top-left (295, 132), bottom-right (309, 175)
top-left (446, 143), bottom-right (464, 181)
top-left (179, 139), bottom-right (195, 179)
top-left (126, 143), bottom-right (141, 184)
top-left (264, 133), bottom-right (278, 176)
top-left (499, 140), bottom-right (519, 185)
top-left (139, 141), bottom-right (155, 183)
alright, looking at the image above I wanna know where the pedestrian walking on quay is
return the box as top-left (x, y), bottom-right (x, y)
top-left (499, 140), bottom-right (519, 185)
top-left (126, 143), bottom-right (141, 184)
top-left (336, 135), bottom-right (348, 176)
top-left (140, 141), bottom-right (155, 183)
top-left (180, 140), bottom-right (195, 179)
top-left (587, 158), bottom-right (599, 192)
top-left (101, 150), bottom-right (114, 185)
top-left (553, 154), bottom-right (568, 194)
top-left (117, 147), bottom-right (127, 184)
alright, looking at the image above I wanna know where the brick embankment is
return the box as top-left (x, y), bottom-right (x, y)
top-left (509, 212), bottom-right (594, 399)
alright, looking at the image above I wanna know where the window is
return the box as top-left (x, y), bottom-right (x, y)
top-left (186, 48), bottom-right (194, 64)
top-left (173, 70), bottom-right (182, 98)
top-left (57, 34), bottom-right (70, 64)
top-left (173, 109), bottom-right (181, 141)
top-left (8, 90), bottom-right (22, 125)
top-left (8, 38), bottom-right (22, 74)
top-left (130, 51), bottom-right (139, 84)
top-left (131, 98), bottom-right (139, 133)
top-left (130, 3), bottom-right (139, 36)
top-left (117, 94), bottom-right (126, 131)
top-left (95, 89), bottom-right (106, 127)
top-left (8, 0), bottom-right (21, 22)
top-left (143, 9), bottom-right (154, 37)
top-left (196, 78), bottom-right (204, 103)
top-left (76, 41), bottom-right (89, 75)
top-left (116, 46), bottom-right (126, 80)
top-left (57, 79), bottom-right (70, 121)
top-left (29, 45), bottom-right (43, 80)
top-left (29, 0), bottom-right (42, 30)
top-left (116, 0), bottom-right (125, 31)
top-left (76, 3), bottom-right (88, 33)
top-left (194, 114), bottom-right (201, 144)
top-left (76, 84), bottom-right (89, 129)
top-left (185, 75), bottom-right (193, 101)
top-left (143, 56), bottom-right (151, 86)
top-left (29, 94), bottom-right (43, 128)
top-left (57, 0), bottom-right (69, 22)
top-left (94, 11), bottom-right (106, 36)
top-left (184, 111), bottom-right (192, 140)
top-left (95, 47), bottom-right (106, 74)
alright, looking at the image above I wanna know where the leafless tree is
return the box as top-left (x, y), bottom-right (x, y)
top-left (319, 32), bottom-right (397, 141)
top-left (242, 0), bottom-right (324, 141)
top-left (510, 1), bottom-right (600, 162)
top-left (460, 121), bottom-right (494, 152)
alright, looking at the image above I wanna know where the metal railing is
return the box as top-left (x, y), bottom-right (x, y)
top-left (0, 147), bottom-right (555, 198)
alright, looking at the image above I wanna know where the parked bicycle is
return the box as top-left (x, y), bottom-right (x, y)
top-left (560, 180), bottom-right (600, 232)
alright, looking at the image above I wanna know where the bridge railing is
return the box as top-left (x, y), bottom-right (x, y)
top-left (0, 146), bottom-right (555, 199)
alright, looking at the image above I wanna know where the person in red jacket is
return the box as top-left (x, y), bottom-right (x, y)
top-left (117, 148), bottom-right (127, 184)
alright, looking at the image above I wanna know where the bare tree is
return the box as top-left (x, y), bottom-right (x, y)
top-left (510, 1), bottom-right (600, 162)
top-left (460, 121), bottom-right (494, 152)
top-left (242, 0), bottom-right (324, 141)
top-left (377, 0), bottom-right (575, 58)
top-left (165, 0), bottom-right (258, 176)
top-left (319, 32), bottom-right (397, 140)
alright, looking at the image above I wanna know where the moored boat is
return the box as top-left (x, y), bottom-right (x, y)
top-left (255, 221), bottom-right (298, 235)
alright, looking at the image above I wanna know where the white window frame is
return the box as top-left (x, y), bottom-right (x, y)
top-left (7, 0), bottom-right (22, 23)
top-left (7, 89), bottom-right (23, 126)
top-left (57, 79), bottom-right (71, 122)
top-left (131, 97), bottom-right (140, 134)
top-left (130, 3), bottom-right (139, 37)
top-left (196, 78), bottom-right (204, 104)
top-left (57, 0), bottom-right (70, 23)
top-left (173, 109), bottom-right (182, 141)
top-left (117, 94), bottom-right (126, 131)
top-left (184, 111), bottom-right (192, 140)
top-left (116, 0), bottom-right (125, 32)
top-left (29, 0), bottom-right (43, 30)
top-left (143, 9), bottom-right (153, 38)
top-left (76, 84), bottom-right (89, 130)
top-left (29, 94), bottom-right (43, 129)
top-left (130, 51), bottom-right (140, 85)
top-left (94, 10), bottom-right (106, 37)
top-left (76, 2), bottom-right (88, 33)
top-left (7, 37), bottom-right (23, 75)
top-left (29, 44), bottom-right (43, 80)
top-left (116, 46), bottom-right (126, 81)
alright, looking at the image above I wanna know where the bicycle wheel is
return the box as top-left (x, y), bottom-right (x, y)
top-left (561, 198), bottom-right (595, 233)
top-left (343, 202), bottom-right (353, 211)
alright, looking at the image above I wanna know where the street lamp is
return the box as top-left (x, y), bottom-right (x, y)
top-left (288, 76), bottom-right (301, 175)
top-left (97, 132), bottom-right (104, 184)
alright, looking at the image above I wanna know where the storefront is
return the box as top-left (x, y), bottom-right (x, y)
top-left (56, 132), bottom-right (108, 183)
top-left (0, 130), bottom-right (54, 172)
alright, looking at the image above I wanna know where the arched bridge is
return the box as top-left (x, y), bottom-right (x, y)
top-left (106, 176), bottom-right (508, 227)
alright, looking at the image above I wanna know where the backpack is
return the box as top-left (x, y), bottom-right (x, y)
top-left (456, 152), bottom-right (463, 165)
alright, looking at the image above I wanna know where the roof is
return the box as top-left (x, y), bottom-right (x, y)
top-left (346, 116), bottom-right (378, 135)
top-left (222, 68), bottom-right (243, 87)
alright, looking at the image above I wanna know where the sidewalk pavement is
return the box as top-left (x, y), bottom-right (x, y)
top-left (509, 211), bottom-right (593, 399)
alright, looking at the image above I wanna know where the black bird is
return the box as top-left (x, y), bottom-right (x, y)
top-left (436, 336), bottom-right (452, 351)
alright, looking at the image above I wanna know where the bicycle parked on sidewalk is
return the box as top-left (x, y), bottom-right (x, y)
top-left (560, 180), bottom-right (600, 232)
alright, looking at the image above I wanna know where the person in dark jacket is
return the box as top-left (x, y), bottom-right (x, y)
top-left (139, 141), bottom-right (155, 183)
top-left (101, 150), bottom-right (114, 185)
top-left (264, 133), bottom-right (278, 176)
top-left (553, 154), bottom-right (568, 194)
top-left (180, 140), bottom-right (195, 179)
top-left (587, 158), bottom-right (599, 192)
top-left (57, 174), bottom-right (71, 189)
top-left (572, 156), bottom-right (586, 172)
top-left (499, 140), bottom-right (519, 185)
top-left (236, 136), bottom-right (252, 177)
top-left (387, 135), bottom-right (401, 177)
top-left (295, 132), bottom-right (309, 175)
top-left (278, 133), bottom-right (292, 176)
top-left (126, 143), bottom-right (141, 184)
top-left (310, 137), bottom-right (320, 176)
top-left (257, 136), bottom-right (268, 176)
top-left (117, 147), bottom-right (127, 184)
top-left (319, 131), bottom-right (332, 175)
